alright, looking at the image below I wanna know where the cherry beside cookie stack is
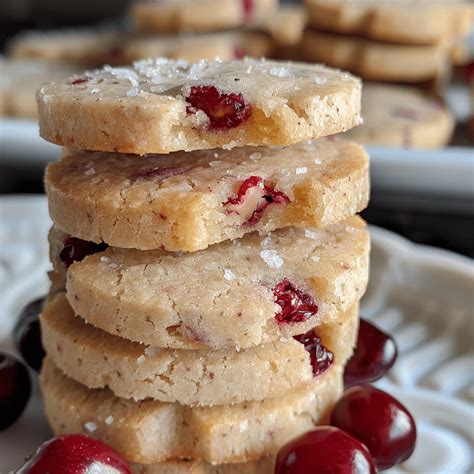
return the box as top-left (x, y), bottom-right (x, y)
top-left (36, 57), bottom-right (369, 473)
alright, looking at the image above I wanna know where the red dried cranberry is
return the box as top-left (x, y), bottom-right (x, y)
top-left (331, 385), bottom-right (417, 470)
top-left (273, 279), bottom-right (318, 324)
top-left (71, 78), bottom-right (89, 85)
top-left (0, 352), bottom-right (31, 430)
top-left (344, 319), bottom-right (397, 388)
top-left (242, 0), bottom-right (254, 21)
top-left (294, 330), bottom-right (333, 376)
top-left (275, 426), bottom-right (376, 474)
top-left (17, 434), bottom-right (131, 474)
top-left (130, 166), bottom-right (189, 183)
top-left (186, 85), bottom-right (252, 130)
top-left (224, 176), bottom-right (289, 226)
top-left (13, 297), bottom-right (46, 372)
top-left (59, 237), bottom-right (108, 269)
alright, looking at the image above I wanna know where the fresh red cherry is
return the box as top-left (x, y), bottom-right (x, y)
top-left (59, 237), bottom-right (108, 269)
top-left (186, 85), bottom-right (252, 130)
top-left (273, 279), bottom-right (318, 324)
top-left (344, 319), bottom-right (397, 387)
top-left (17, 434), bottom-right (131, 474)
top-left (275, 426), bottom-right (376, 474)
top-left (293, 330), bottom-right (333, 376)
top-left (331, 385), bottom-right (417, 470)
top-left (224, 176), bottom-right (289, 226)
top-left (0, 352), bottom-right (31, 430)
top-left (13, 297), bottom-right (46, 371)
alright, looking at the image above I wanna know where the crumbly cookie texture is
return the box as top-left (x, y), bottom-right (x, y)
top-left (41, 358), bottom-right (342, 464)
top-left (37, 58), bottom-right (362, 154)
top-left (346, 84), bottom-right (454, 149)
top-left (132, 0), bottom-right (278, 33)
top-left (53, 217), bottom-right (369, 350)
top-left (46, 140), bottom-right (369, 252)
top-left (305, 0), bottom-right (473, 46)
top-left (0, 58), bottom-right (77, 119)
top-left (302, 30), bottom-right (449, 83)
top-left (131, 457), bottom-right (274, 474)
top-left (41, 291), bottom-right (357, 405)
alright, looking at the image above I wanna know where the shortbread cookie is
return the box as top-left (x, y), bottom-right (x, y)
top-left (132, 0), bottom-right (278, 33)
top-left (41, 358), bottom-right (342, 464)
top-left (132, 457), bottom-right (274, 474)
top-left (0, 58), bottom-right (77, 119)
top-left (305, 0), bottom-right (473, 46)
top-left (37, 58), bottom-right (362, 154)
top-left (123, 32), bottom-right (272, 64)
top-left (302, 30), bottom-right (449, 83)
top-left (7, 29), bottom-right (125, 68)
top-left (45, 140), bottom-right (369, 252)
top-left (53, 217), bottom-right (369, 350)
top-left (40, 291), bottom-right (357, 405)
top-left (346, 84), bottom-right (454, 149)
top-left (260, 5), bottom-right (307, 46)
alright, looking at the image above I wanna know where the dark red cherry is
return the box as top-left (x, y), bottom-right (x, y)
top-left (186, 85), bottom-right (252, 130)
top-left (331, 385), bottom-right (417, 470)
top-left (293, 330), bottom-right (333, 376)
top-left (0, 352), bottom-right (31, 430)
top-left (71, 77), bottom-right (89, 85)
top-left (273, 279), bottom-right (318, 324)
top-left (59, 237), bottom-right (108, 269)
top-left (13, 297), bottom-right (46, 371)
top-left (17, 434), bottom-right (131, 474)
top-left (344, 319), bottom-right (397, 387)
top-left (275, 426), bottom-right (376, 474)
top-left (224, 176), bottom-right (289, 226)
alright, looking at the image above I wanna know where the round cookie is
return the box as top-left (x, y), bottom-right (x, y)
top-left (37, 58), bottom-right (362, 154)
top-left (305, 0), bottom-right (473, 46)
top-left (132, 0), bottom-right (278, 34)
top-left (259, 5), bottom-right (307, 47)
top-left (7, 28), bottom-right (125, 68)
top-left (346, 84), bottom-right (454, 149)
top-left (45, 140), bottom-right (370, 252)
top-left (40, 358), bottom-right (343, 464)
top-left (51, 217), bottom-right (369, 350)
top-left (302, 30), bottom-right (449, 83)
top-left (0, 58), bottom-right (77, 119)
top-left (40, 291), bottom-right (358, 405)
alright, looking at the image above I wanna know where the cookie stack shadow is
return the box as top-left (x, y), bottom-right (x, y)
top-left (37, 58), bottom-right (370, 473)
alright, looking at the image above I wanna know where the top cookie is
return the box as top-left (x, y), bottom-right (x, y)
top-left (305, 0), bottom-right (473, 46)
top-left (37, 58), bottom-right (362, 154)
top-left (133, 0), bottom-right (278, 34)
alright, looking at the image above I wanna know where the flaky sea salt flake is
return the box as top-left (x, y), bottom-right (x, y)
top-left (84, 421), bottom-right (97, 433)
top-left (223, 269), bottom-right (236, 281)
top-left (260, 250), bottom-right (283, 269)
top-left (295, 167), bottom-right (308, 175)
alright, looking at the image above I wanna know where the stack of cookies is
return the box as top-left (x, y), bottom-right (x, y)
top-left (301, 0), bottom-right (473, 149)
top-left (37, 57), bottom-right (370, 472)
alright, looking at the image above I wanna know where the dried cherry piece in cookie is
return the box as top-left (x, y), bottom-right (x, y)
top-left (273, 279), bottom-right (318, 324)
top-left (17, 434), bottom-right (131, 474)
top-left (60, 237), bottom-right (108, 269)
top-left (71, 77), bottom-right (89, 85)
top-left (242, 0), bottom-right (254, 21)
top-left (293, 330), bottom-right (334, 377)
top-left (224, 176), bottom-right (289, 226)
top-left (186, 85), bottom-right (252, 130)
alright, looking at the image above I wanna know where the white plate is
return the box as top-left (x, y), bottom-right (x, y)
top-left (0, 195), bottom-right (473, 473)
